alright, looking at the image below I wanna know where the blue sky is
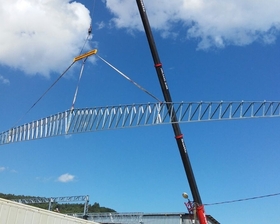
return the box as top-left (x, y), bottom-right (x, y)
top-left (0, 0), bottom-right (280, 223)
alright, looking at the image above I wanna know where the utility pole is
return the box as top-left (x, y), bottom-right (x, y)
top-left (136, 0), bottom-right (207, 223)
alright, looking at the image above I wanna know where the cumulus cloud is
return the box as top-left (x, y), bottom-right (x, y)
top-left (0, 75), bottom-right (10, 85)
top-left (105, 0), bottom-right (280, 49)
top-left (57, 173), bottom-right (75, 183)
top-left (0, 0), bottom-right (91, 77)
top-left (0, 167), bottom-right (6, 172)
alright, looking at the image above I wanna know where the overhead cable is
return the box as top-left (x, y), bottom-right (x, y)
top-left (204, 192), bottom-right (280, 206)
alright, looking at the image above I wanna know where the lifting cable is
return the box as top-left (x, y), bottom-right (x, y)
top-left (79, 22), bottom-right (92, 56)
top-left (77, 0), bottom-right (96, 57)
top-left (70, 28), bottom-right (92, 111)
top-left (70, 0), bottom-right (95, 110)
top-left (14, 0), bottom-right (161, 124)
top-left (97, 54), bottom-right (162, 102)
top-left (13, 47), bottom-right (97, 126)
top-left (13, 61), bottom-right (76, 126)
top-left (14, 1), bottom-right (96, 126)
top-left (71, 57), bottom-right (87, 110)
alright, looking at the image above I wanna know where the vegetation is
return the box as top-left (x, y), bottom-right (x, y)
top-left (0, 193), bottom-right (116, 214)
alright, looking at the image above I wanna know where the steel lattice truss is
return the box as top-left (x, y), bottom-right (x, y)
top-left (12, 195), bottom-right (89, 215)
top-left (12, 195), bottom-right (89, 204)
top-left (1, 101), bottom-right (280, 145)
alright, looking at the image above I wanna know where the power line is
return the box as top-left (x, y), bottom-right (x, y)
top-left (204, 192), bottom-right (280, 206)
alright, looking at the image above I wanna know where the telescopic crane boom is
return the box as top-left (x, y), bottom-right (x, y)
top-left (136, 0), bottom-right (207, 223)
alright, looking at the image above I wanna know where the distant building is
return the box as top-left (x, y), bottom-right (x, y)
top-left (73, 212), bottom-right (220, 224)
top-left (141, 213), bottom-right (220, 224)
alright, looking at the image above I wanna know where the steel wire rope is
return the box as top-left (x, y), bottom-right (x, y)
top-left (71, 0), bottom-right (96, 110)
top-left (97, 54), bottom-right (162, 102)
top-left (14, 2), bottom-right (96, 127)
top-left (13, 61), bottom-right (76, 127)
top-left (79, 0), bottom-right (96, 54)
top-left (78, 0), bottom-right (96, 56)
top-left (14, 6), bottom-right (96, 125)
top-left (78, 20), bottom-right (93, 57)
top-left (70, 34), bottom-right (91, 111)
top-left (71, 57), bottom-right (88, 111)
top-left (90, 0), bottom-right (96, 30)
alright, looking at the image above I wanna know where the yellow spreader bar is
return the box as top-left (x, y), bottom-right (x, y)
top-left (73, 49), bottom-right (98, 62)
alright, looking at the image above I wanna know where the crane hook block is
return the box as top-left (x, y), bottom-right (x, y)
top-left (73, 49), bottom-right (98, 62)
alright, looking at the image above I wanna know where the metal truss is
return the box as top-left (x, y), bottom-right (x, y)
top-left (12, 195), bottom-right (89, 204)
top-left (1, 101), bottom-right (280, 145)
top-left (12, 195), bottom-right (89, 215)
top-left (12, 197), bottom-right (50, 204)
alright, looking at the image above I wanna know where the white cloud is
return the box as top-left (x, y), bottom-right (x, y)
top-left (57, 173), bottom-right (75, 183)
top-left (105, 0), bottom-right (280, 49)
top-left (0, 75), bottom-right (10, 85)
top-left (0, 166), bottom-right (18, 173)
top-left (0, 0), bottom-right (91, 77)
top-left (96, 21), bottom-right (106, 30)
